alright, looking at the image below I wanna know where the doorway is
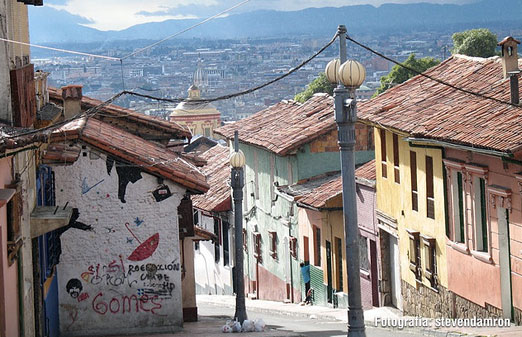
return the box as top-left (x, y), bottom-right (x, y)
top-left (326, 241), bottom-right (333, 303)
top-left (389, 235), bottom-right (402, 310)
top-left (498, 207), bottom-right (513, 320)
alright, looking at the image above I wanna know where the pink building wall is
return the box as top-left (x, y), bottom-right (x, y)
top-left (0, 157), bottom-right (19, 337)
top-left (444, 148), bottom-right (522, 314)
top-left (356, 182), bottom-right (379, 308)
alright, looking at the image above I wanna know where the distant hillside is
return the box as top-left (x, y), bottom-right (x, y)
top-left (29, 0), bottom-right (522, 43)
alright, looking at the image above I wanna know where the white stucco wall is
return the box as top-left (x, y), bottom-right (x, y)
top-left (194, 211), bottom-right (234, 295)
top-left (53, 145), bottom-right (185, 336)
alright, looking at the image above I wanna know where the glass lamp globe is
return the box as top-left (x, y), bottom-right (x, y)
top-left (339, 60), bottom-right (366, 88)
top-left (325, 58), bottom-right (340, 84)
top-left (230, 150), bottom-right (246, 168)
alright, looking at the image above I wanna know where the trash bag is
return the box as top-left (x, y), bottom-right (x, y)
top-left (254, 318), bottom-right (266, 332)
top-left (231, 320), bottom-right (242, 333)
top-left (222, 325), bottom-right (232, 333)
top-left (242, 319), bottom-right (255, 332)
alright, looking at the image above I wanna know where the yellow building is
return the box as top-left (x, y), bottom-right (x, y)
top-left (169, 84), bottom-right (221, 138)
top-left (372, 128), bottom-right (448, 314)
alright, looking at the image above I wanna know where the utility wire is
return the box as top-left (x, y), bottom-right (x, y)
top-left (346, 35), bottom-right (519, 108)
top-left (3, 32), bottom-right (339, 141)
top-left (0, 37), bottom-right (120, 61)
top-left (122, 0), bottom-right (252, 60)
top-left (123, 32), bottom-right (340, 104)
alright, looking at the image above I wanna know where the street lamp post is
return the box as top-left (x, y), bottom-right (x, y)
top-left (325, 25), bottom-right (367, 337)
top-left (230, 130), bottom-right (248, 324)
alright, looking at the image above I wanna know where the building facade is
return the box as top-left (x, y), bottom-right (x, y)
top-left (216, 94), bottom-right (374, 304)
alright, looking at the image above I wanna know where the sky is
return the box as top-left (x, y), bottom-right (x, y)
top-left (46, 0), bottom-right (477, 31)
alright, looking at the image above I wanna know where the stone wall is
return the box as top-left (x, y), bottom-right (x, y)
top-left (53, 145), bottom-right (185, 336)
top-left (402, 280), bottom-right (453, 318)
top-left (402, 280), bottom-right (512, 323)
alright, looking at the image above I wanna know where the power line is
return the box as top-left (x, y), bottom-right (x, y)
top-left (121, 0), bottom-right (252, 60)
top-left (0, 37), bottom-right (120, 61)
top-left (346, 35), bottom-right (519, 108)
top-left (2, 32), bottom-right (339, 142)
top-left (123, 32), bottom-right (339, 104)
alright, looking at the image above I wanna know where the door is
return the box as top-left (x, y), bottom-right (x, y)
top-left (370, 240), bottom-right (379, 307)
top-left (35, 166), bottom-right (60, 337)
top-left (303, 236), bottom-right (310, 263)
top-left (498, 207), bottom-right (513, 320)
top-left (326, 241), bottom-right (333, 303)
top-left (389, 235), bottom-right (402, 310)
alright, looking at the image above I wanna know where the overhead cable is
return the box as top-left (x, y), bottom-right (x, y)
top-left (123, 32), bottom-right (340, 104)
top-left (0, 37), bottom-right (120, 61)
top-left (121, 0), bottom-right (252, 60)
top-left (345, 35), bottom-right (519, 107)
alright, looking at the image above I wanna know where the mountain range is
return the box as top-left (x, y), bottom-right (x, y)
top-left (28, 0), bottom-right (522, 44)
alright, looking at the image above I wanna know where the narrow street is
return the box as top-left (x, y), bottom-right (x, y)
top-left (193, 301), bottom-right (424, 337)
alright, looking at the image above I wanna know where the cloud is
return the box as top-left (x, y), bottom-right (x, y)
top-left (47, 0), bottom-right (219, 31)
top-left (45, 0), bottom-right (477, 31)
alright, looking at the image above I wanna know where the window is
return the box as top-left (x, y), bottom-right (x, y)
top-left (268, 231), bottom-right (277, 259)
top-left (242, 229), bottom-right (248, 251)
top-left (393, 133), bottom-right (400, 183)
top-left (214, 218), bottom-right (221, 263)
top-left (253, 232), bottom-right (262, 263)
top-left (254, 151), bottom-right (259, 200)
top-left (204, 127), bottom-right (211, 137)
top-left (380, 129), bottom-right (387, 178)
top-left (474, 177), bottom-right (488, 252)
top-left (289, 236), bottom-right (297, 259)
top-left (410, 151), bottom-right (418, 211)
top-left (407, 230), bottom-right (422, 281)
top-left (359, 235), bottom-right (369, 273)
top-left (426, 156), bottom-right (435, 219)
top-left (313, 226), bottom-right (321, 267)
top-left (270, 155), bottom-right (275, 205)
top-left (422, 236), bottom-right (437, 289)
top-left (455, 172), bottom-right (465, 243)
top-left (223, 221), bottom-right (230, 266)
top-left (335, 237), bottom-right (344, 291)
top-left (194, 241), bottom-right (200, 250)
top-left (193, 209), bottom-right (199, 226)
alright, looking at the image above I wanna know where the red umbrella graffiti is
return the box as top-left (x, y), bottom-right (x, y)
top-left (125, 222), bottom-right (159, 261)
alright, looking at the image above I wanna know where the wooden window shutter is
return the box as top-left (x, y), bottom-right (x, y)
top-left (178, 196), bottom-right (194, 239)
top-left (10, 64), bottom-right (36, 127)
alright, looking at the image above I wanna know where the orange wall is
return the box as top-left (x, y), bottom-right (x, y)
top-left (0, 157), bottom-right (19, 337)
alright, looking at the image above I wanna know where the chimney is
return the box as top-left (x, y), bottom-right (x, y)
top-left (498, 36), bottom-right (520, 79)
top-left (34, 70), bottom-right (50, 111)
top-left (509, 71), bottom-right (520, 105)
top-left (61, 85), bottom-right (83, 119)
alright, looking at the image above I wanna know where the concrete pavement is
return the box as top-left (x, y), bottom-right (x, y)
top-left (197, 294), bottom-right (522, 337)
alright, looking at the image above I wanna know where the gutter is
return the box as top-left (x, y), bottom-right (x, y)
top-left (405, 137), bottom-right (513, 158)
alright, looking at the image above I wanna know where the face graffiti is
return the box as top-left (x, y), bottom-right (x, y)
top-left (66, 278), bottom-right (83, 299)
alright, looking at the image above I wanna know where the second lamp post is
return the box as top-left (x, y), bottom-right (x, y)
top-left (325, 25), bottom-right (367, 337)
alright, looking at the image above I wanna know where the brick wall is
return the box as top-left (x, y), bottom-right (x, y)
top-left (53, 145), bottom-right (185, 336)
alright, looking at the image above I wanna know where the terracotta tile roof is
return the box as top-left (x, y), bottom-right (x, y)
top-left (191, 144), bottom-right (231, 212)
top-left (355, 159), bottom-right (376, 182)
top-left (48, 87), bottom-right (191, 139)
top-left (194, 225), bottom-right (217, 242)
top-left (358, 56), bottom-right (522, 153)
top-left (49, 117), bottom-right (209, 193)
top-left (278, 172), bottom-right (342, 209)
top-left (0, 125), bottom-right (48, 154)
top-left (214, 94), bottom-right (336, 155)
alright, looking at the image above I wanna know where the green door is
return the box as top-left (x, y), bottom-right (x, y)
top-left (326, 241), bottom-right (332, 303)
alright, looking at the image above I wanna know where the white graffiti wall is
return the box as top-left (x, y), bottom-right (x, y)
top-left (53, 145), bottom-right (185, 336)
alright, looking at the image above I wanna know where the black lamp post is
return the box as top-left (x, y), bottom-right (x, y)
top-left (230, 130), bottom-right (247, 324)
top-left (325, 25), bottom-right (367, 337)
